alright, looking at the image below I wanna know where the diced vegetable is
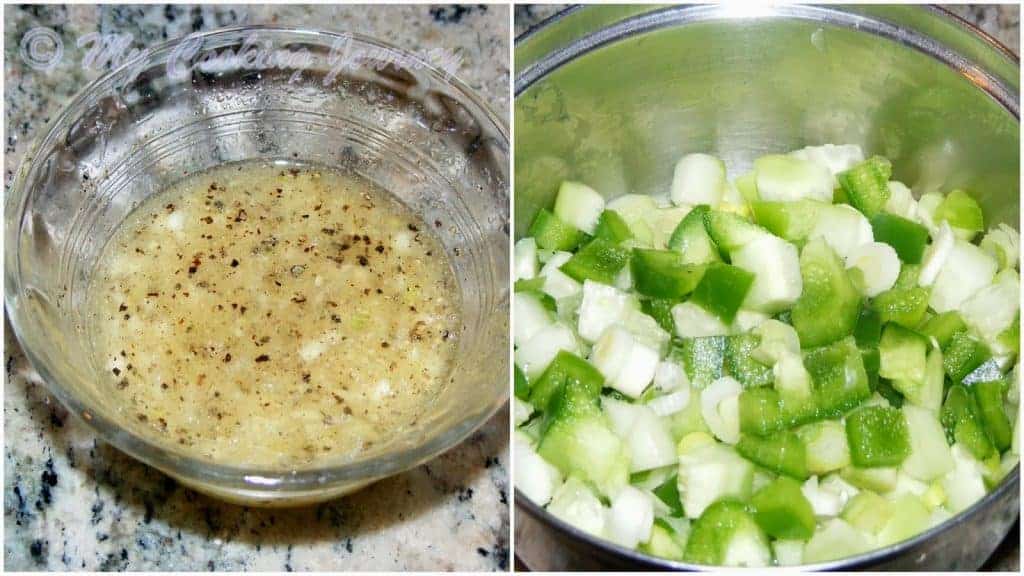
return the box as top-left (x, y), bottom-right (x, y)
top-left (538, 378), bottom-right (629, 495)
top-left (702, 211), bottom-right (770, 257)
top-left (630, 248), bottom-right (705, 299)
top-left (790, 144), bottom-right (865, 186)
top-left (653, 474), bottom-right (685, 517)
top-left (555, 181), bottom-right (605, 235)
top-left (642, 519), bottom-right (686, 560)
top-left (530, 208), bottom-right (585, 252)
top-left (560, 238), bottom-right (631, 285)
top-left (528, 350), bottom-right (604, 412)
top-left (593, 209), bottom-right (634, 244)
top-left (730, 233), bottom-right (803, 313)
top-left (972, 379), bottom-right (1012, 452)
top-left (684, 500), bottom-right (771, 567)
top-left (797, 420), bottom-right (851, 474)
top-left (897, 347), bottom-right (944, 412)
top-left (608, 194), bottom-right (659, 246)
top-left (515, 365), bottom-right (530, 401)
top-left (604, 399), bottom-right (678, 472)
top-left (539, 251), bottom-right (582, 300)
top-left (514, 291), bottom-right (554, 347)
top-left (515, 237), bottom-right (539, 281)
top-left (547, 477), bottom-right (607, 536)
top-left (688, 263), bottom-right (755, 324)
top-left (837, 155), bottom-right (891, 218)
top-left (606, 486), bottom-right (655, 549)
top-left (941, 444), bottom-right (988, 513)
top-left (514, 432), bottom-right (563, 506)
top-left (928, 239), bottom-right (997, 313)
top-left (842, 490), bottom-right (892, 534)
top-left (591, 326), bottom-right (659, 398)
top-left (871, 286), bottom-right (929, 328)
top-left (943, 330), bottom-right (991, 384)
top-left (652, 360), bottom-right (689, 392)
top-left (846, 242), bottom-right (900, 297)
top-left (723, 334), bottom-right (774, 389)
top-left (802, 518), bottom-right (874, 563)
top-left (845, 405), bottom-right (910, 468)
top-left (772, 540), bottom-right (805, 566)
top-left (918, 221), bottom-right (955, 287)
top-left (671, 336), bottom-right (727, 388)
top-left (752, 319), bottom-right (801, 365)
top-left (878, 324), bottom-right (927, 384)
top-left (754, 154), bottom-right (833, 203)
top-left (792, 240), bottom-right (862, 347)
top-left (668, 205), bottom-right (723, 265)
top-left (736, 430), bottom-right (808, 479)
top-left (671, 301), bottom-right (732, 338)
top-left (870, 213), bottom-right (929, 264)
top-left (980, 223), bottom-right (1019, 270)
top-left (877, 494), bottom-right (930, 547)
top-left (576, 280), bottom-right (634, 342)
top-left (671, 153), bottom-right (728, 207)
top-left (808, 204), bottom-right (874, 261)
top-left (920, 311), bottom-right (966, 349)
top-left (750, 200), bottom-right (824, 245)
top-left (901, 405), bottom-right (954, 481)
top-left (750, 477), bottom-right (816, 540)
top-left (884, 180), bottom-right (917, 219)
top-left (960, 272), bottom-right (1020, 346)
top-left (934, 189), bottom-right (984, 240)
top-left (677, 438), bottom-right (754, 519)
top-left (941, 385), bottom-right (995, 460)
top-left (701, 376), bottom-right (743, 444)
top-left (515, 323), bottom-right (578, 379)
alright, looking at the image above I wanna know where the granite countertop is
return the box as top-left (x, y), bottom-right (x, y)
top-left (4, 4), bottom-right (508, 571)
top-left (513, 4), bottom-right (1019, 573)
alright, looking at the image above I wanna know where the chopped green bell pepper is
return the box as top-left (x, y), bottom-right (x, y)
top-left (879, 324), bottom-right (928, 384)
top-left (593, 209), bottom-right (634, 244)
top-left (560, 237), bottom-right (630, 285)
top-left (792, 239), bottom-right (862, 347)
top-left (688, 263), bottom-right (755, 324)
top-left (669, 205), bottom-right (723, 265)
top-left (670, 336), bottom-right (726, 388)
top-left (838, 156), bottom-right (892, 218)
top-left (750, 477), bottom-right (817, 540)
top-left (845, 405), bottom-right (911, 467)
top-left (529, 350), bottom-right (604, 412)
top-left (642, 298), bottom-right (678, 334)
top-left (750, 200), bottom-right (823, 245)
top-left (920, 311), bottom-right (967, 349)
top-left (653, 473), bottom-right (685, 518)
top-left (935, 189), bottom-right (984, 237)
top-left (870, 213), bottom-right (930, 264)
top-left (529, 208), bottom-right (585, 251)
top-left (972, 379), bottom-right (1012, 452)
top-left (871, 286), bottom-right (930, 328)
top-left (684, 500), bottom-right (769, 566)
top-left (630, 248), bottom-right (706, 299)
top-left (515, 365), bottom-right (530, 400)
top-left (724, 334), bottom-right (774, 388)
top-left (736, 431), bottom-right (809, 479)
top-left (941, 384), bottom-right (995, 460)
top-left (942, 330), bottom-right (992, 384)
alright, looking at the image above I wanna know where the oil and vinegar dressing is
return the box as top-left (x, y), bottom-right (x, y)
top-left (87, 162), bottom-right (460, 468)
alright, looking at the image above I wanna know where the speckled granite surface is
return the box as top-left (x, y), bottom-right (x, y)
top-left (4, 4), bottom-right (509, 571)
top-left (513, 4), bottom-right (1019, 573)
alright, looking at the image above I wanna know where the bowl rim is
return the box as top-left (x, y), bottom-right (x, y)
top-left (513, 3), bottom-right (1020, 570)
top-left (5, 25), bottom-right (510, 495)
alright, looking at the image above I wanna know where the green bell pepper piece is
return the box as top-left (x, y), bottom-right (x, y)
top-left (529, 350), bottom-right (604, 412)
top-left (688, 263), bottom-right (755, 324)
top-left (670, 336), bottom-right (726, 388)
top-left (941, 384), bottom-right (995, 460)
top-left (736, 431), bottom-right (809, 479)
top-left (593, 209), bottom-right (634, 244)
top-left (560, 237), bottom-right (630, 285)
top-left (876, 379), bottom-right (906, 408)
top-left (838, 156), bottom-right (892, 218)
top-left (935, 189), bottom-right (984, 237)
top-left (920, 311), bottom-right (967, 349)
top-left (631, 248), bottom-right (706, 299)
top-left (669, 205), bottom-right (723, 265)
top-left (749, 200), bottom-right (823, 245)
top-left (684, 500), bottom-right (768, 566)
top-left (529, 208), bottom-right (585, 251)
top-left (724, 334), bottom-right (774, 389)
top-left (750, 477), bottom-right (817, 540)
top-left (515, 365), bottom-right (530, 400)
top-left (653, 474), bottom-right (685, 518)
top-left (972, 379), bottom-right (1012, 452)
top-left (641, 298), bottom-right (678, 334)
top-left (845, 405), bottom-right (911, 467)
top-left (871, 286), bottom-right (930, 328)
top-left (942, 330), bottom-right (992, 384)
top-left (879, 324), bottom-right (928, 384)
top-left (792, 239), bottom-right (862, 348)
top-left (870, 213), bottom-right (930, 264)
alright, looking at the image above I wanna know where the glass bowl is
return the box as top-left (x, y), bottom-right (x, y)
top-left (5, 26), bottom-right (509, 506)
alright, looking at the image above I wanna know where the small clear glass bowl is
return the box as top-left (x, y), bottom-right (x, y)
top-left (5, 26), bottom-right (509, 506)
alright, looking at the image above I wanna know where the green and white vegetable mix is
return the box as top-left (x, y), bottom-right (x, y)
top-left (513, 144), bottom-right (1020, 567)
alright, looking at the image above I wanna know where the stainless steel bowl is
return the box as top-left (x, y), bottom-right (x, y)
top-left (514, 5), bottom-right (1019, 570)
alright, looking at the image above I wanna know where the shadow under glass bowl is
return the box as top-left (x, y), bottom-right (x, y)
top-left (514, 4), bottom-right (1018, 571)
top-left (5, 26), bottom-right (509, 506)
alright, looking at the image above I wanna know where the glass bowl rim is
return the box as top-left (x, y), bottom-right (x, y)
top-left (4, 25), bottom-right (510, 493)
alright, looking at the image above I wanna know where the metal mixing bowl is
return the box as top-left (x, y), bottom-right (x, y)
top-left (514, 5), bottom-right (1018, 570)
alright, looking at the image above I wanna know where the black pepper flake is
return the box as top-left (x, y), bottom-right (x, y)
top-left (112, 368), bottom-right (121, 376)
top-left (407, 224), bottom-right (419, 232)
top-left (302, 372), bottom-right (311, 383)
top-left (330, 314), bottom-right (341, 323)
top-left (381, 342), bottom-right (389, 348)
top-left (434, 219), bottom-right (442, 228)
top-left (234, 209), bottom-right (248, 222)
top-left (188, 266), bottom-right (197, 274)
top-left (321, 228), bottom-right (336, 236)
top-left (291, 295), bottom-right (307, 304)
top-left (375, 245), bottom-right (385, 254)
top-left (118, 379), bottom-right (129, 389)
top-left (223, 353), bottom-right (232, 363)
top-left (357, 256), bottom-right (368, 266)
top-left (200, 216), bottom-right (213, 224)
top-left (118, 303), bottom-right (127, 312)
top-left (230, 259), bottom-right (239, 267)
top-left (255, 354), bottom-right (270, 362)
